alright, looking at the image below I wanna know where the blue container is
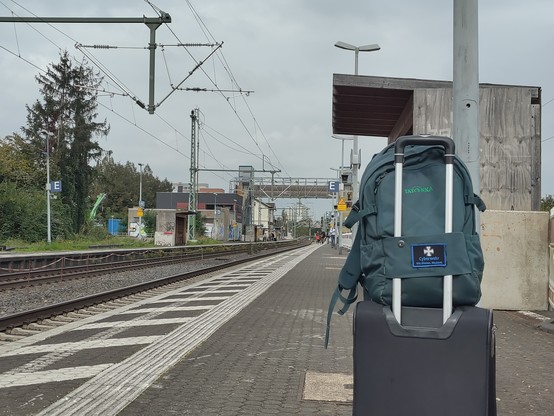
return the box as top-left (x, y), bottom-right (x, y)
top-left (108, 218), bottom-right (121, 236)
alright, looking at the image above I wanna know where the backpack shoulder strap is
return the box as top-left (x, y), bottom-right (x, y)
top-left (325, 230), bottom-right (363, 348)
top-left (343, 201), bottom-right (377, 228)
top-left (454, 156), bottom-right (487, 213)
top-left (465, 193), bottom-right (487, 212)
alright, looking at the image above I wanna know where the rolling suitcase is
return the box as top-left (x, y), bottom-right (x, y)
top-left (353, 136), bottom-right (496, 416)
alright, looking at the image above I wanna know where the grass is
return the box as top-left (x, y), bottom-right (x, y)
top-left (1, 235), bottom-right (225, 253)
top-left (1, 236), bottom-right (151, 253)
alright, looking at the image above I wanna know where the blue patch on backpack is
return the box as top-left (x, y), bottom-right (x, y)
top-left (411, 243), bottom-right (447, 268)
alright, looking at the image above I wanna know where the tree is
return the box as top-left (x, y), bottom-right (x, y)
top-left (540, 195), bottom-right (554, 212)
top-left (0, 181), bottom-right (73, 243)
top-left (0, 134), bottom-right (43, 187)
top-left (23, 51), bottom-right (109, 234)
top-left (91, 154), bottom-right (173, 221)
top-left (0, 134), bottom-right (75, 242)
top-left (194, 213), bottom-right (207, 237)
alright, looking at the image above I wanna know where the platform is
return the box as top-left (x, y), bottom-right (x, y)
top-left (0, 243), bottom-right (552, 415)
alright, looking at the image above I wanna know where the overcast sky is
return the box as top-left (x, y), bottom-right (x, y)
top-left (1, 0), bottom-right (553, 218)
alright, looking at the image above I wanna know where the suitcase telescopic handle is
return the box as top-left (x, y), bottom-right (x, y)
top-left (392, 135), bottom-right (455, 325)
top-left (394, 135), bottom-right (456, 157)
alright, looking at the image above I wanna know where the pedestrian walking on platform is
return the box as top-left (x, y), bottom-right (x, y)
top-left (329, 227), bottom-right (337, 248)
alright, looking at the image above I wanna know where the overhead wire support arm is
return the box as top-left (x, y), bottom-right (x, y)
top-left (0, 12), bottom-right (172, 115)
top-left (154, 42), bottom-right (224, 109)
top-left (177, 87), bottom-right (254, 95)
top-left (159, 43), bottom-right (218, 47)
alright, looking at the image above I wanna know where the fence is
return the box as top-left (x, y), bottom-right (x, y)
top-left (341, 232), bottom-right (353, 250)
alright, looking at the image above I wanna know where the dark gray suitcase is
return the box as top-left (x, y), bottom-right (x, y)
top-left (352, 137), bottom-right (496, 415)
top-left (353, 302), bottom-right (496, 415)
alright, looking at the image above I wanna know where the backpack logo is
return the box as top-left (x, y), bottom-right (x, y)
top-left (411, 243), bottom-right (446, 268)
top-left (404, 185), bottom-right (434, 194)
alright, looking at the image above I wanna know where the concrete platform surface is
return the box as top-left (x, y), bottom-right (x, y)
top-left (0, 243), bottom-right (552, 415)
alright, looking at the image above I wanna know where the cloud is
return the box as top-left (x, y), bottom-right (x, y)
top-left (1, 0), bottom-right (554, 218)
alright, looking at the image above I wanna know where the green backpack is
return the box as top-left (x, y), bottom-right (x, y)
top-left (325, 137), bottom-right (486, 347)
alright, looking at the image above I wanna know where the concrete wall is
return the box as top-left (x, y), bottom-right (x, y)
top-left (154, 209), bottom-right (176, 246)
top-left (549, 209), bottom-right (554, 310)
top-left (480, 210), bottom-right (549, 310)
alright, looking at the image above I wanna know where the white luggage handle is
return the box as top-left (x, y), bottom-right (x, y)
top-left (392, 136), bottom-right (456, 325)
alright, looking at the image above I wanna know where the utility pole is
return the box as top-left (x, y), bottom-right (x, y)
top-left (453, 0), bottom-right (480, 230)
top-left (187, 109), bottom-right (199, 242)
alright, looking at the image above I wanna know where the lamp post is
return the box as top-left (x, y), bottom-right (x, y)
top-left (138, 163), bottom-right (144, 237)
top-left (334, 41), bottom-right (380, 241)
top-left (40, 129), bottom-right (54, 243)
top-left (233, 198), bottom-right (237, 241)
top-left (213, 193), bottom-right (218, 239)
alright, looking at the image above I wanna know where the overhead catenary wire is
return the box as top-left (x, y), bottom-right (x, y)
top-left (180, 0), bottom-right (289, 177)
top-left (0, 4), bottom-right (195, 172)
top-left (152, 0), bottom-right (289, 176)
top-left (2, 0), bottom-right (289, 185)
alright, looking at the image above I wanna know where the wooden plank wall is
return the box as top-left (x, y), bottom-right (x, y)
top-left (412, 87), bottom-right (540, 211)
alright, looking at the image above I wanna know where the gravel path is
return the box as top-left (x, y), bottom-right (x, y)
top-left (0, 251), bottom-right (259, 317)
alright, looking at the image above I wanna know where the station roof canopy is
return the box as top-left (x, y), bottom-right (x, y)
top-left (332, 73), bottom-right (451, 139)
top-left (332, 73), bottom-right (541, 141)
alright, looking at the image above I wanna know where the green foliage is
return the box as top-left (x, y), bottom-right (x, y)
top-left (197, 237), bottom-right (223, 245)
top-left (5, 235), bottom-right (153, 252)
top-left (0, 182), bottom-right (73, 243)
top-left (23, 50), bottom-right (108, 233)
top-left (194, 212), bottom-right (207, 237)
top-left (90, 155), bottom-right (173, 221)
top-left (0, 134), bottom-right (43, 187)
top-left (142, 210), bottom-right (157, 235)
top-left (0, 182), bottom-right (43, 243)
top-left (0, 52), bottom-right (172, 247)
top-left (540, 195), bottom-right (554, 212)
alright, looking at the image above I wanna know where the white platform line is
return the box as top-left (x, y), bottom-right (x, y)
top-left (78, 318), bottom-right (193, 330)
top-left (1, 336), bottom-right (162, 358)
top-left (0, 365), bottom-right (113, 388)
top-left (121, 305), bottom-right (211, 314)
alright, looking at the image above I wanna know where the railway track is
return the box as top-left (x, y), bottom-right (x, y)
top-left (0, 240), bottom-right (309, 338)
top-left (0, 241), bottom-right (295, 290)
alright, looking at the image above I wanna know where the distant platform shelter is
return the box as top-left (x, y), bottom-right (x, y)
top-left (332, 74), bottom-right (542, 211)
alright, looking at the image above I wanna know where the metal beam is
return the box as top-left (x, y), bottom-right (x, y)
top-left (230, 177), bottom-right (337, 199)
top-left (0, 13), bottom-right (171, 114)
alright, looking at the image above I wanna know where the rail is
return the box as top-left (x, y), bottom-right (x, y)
top-left (0, 239), bottom-right (309, 332)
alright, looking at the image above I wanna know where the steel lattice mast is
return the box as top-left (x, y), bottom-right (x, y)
top-left (187, 109), bottom-right (199, 242)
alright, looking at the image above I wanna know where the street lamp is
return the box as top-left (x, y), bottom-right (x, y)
top-left (332, 135), bottom-right (354, 177)
top-left (334, 41), bottom-right (380, 241)
top-left (233, 198), bottom-right (238, 240)
top-left (334, 41), bottom-right (380, 75)
top-left (213, 193), bottom-right (218, 239)
top-left (40, 129), bottom-right (54, 243)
